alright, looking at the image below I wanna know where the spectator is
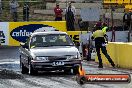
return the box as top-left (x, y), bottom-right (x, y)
top-left (9, 0), bottom-right (19, 22)
top-left (94, 20), bottom-right (102, 30)
top-left (124, 22), bottom-right (129, 30)
top-left (54, 3), bottom-right (63, 21)
top-left (65, 2), bottom-right (76, 31)
top-left (85, 45), bottom-right (90, 61)
top-left (23, 3), bottom-right (29, 21)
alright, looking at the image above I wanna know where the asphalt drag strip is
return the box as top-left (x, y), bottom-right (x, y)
top-left (0, 69), bottom-right (23, 79)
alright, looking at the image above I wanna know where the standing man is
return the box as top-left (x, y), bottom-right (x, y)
top-left (54, 3), bottom-right (63, 21)
top-left (65, 2), bottom-right (76, 31)
top-left (23, 3), bottom-right (29, 21)
top-left (94, 20), bottom-right (102, 30)
top-left (91, 24), bottom-right (115, 68)
top-left (9, 0), bottom-right (19, 22)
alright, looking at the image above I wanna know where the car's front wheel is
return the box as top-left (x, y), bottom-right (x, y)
top-left (21, 63), bottom-right (28, 74)
top-left (28, 64), bottom-right (38, 75)
top-left (20, 55), bottom-right (28, 74)
top-left (73, 66), bottom-right (79, 75)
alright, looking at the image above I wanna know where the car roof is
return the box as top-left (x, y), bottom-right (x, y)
top-left (31, 31), bottom-right (67, 36)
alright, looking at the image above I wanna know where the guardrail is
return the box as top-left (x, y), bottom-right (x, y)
top-left (34, 9), bottom-right (81, 16)
top-left (46, 3), bottom-right (101, 9)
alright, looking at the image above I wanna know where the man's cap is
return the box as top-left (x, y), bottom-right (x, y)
top-left (68, 2), bottom-right (71, 5)
top-left (56, 3), bottom-right (59, 6)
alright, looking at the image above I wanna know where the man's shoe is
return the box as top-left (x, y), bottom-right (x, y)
top-left (98, 66), bottom-right (103, 68)
top-left (111, 63), bottom-right (115, 68)
top-left (112, 64), bottom-right (116, 68)
top-left (112, 65), bottom-right (117, 69)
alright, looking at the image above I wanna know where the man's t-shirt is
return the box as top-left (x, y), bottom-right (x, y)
top-left (54, 7), bottom-right (63, 17)
top-left (92, 30), bottom-right (106, 38)
top-left (92, 30), bottom-right (106, 46)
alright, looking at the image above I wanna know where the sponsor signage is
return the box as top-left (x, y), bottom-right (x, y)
top-left (0, 22), bottom-right (9, 45)
top-left (0, 21), bottom-right (87, 46)
top-left (67, 31), bottom-right (87, 44)
top-left (9, 22), bottom-right (67, 46)
top-left (77, 74), bottom-right (131, 84)
top-left (77, 66), bottom-right (131, 85)
top-left (103, 0), bottom-right (131, 4)
top-left (10, 24), bottom-right (57, 43)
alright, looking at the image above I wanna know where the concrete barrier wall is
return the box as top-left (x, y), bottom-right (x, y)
top-left (117, 43), bottom-right (132, 68)
top-left (95, 42), bottom-right (132, 69)
top-left (34, 9), bottom-right (81, 16)
top-left (46, 3), bottom-right (102, 9)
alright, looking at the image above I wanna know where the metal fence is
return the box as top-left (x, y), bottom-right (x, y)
top-left (0, 0), bottom-right (124, 31)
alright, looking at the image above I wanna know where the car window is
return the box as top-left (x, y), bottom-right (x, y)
top-left (30, 34), bottom-right (74, 48)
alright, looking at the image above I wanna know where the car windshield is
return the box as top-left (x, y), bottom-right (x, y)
top-left (30, 34), bottom-right (74, 48)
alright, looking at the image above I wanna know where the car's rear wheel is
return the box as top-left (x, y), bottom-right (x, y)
top-left (28, 64), bottom-right (38, 75)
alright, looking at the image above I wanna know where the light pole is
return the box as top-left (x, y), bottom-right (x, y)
top-left (0, 0), bottom-right (2, 21)
top-left (66, 0), bottom-right (69, 7)
top-left (110, 5), bottom-right (115, 42)
top-left (111, 6), bottom-right (114, 29)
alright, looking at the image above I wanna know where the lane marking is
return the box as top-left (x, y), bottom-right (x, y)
top-left (0, 61), bottom-right (20, 64)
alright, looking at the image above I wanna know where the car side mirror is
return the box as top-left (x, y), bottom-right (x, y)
top-left (20, 42), bottom-right (25, 46)
top-left (20, 42), bottom-right (29, 49)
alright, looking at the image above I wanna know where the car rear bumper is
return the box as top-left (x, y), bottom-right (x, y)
top-left (31, 60), bottom-right (82, 71)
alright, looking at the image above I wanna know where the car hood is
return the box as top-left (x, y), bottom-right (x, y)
top-left (30, 46), bottom-right (79, 57)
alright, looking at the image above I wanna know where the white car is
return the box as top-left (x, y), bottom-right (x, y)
top-left (20, 31), bottom-right (82, 75)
